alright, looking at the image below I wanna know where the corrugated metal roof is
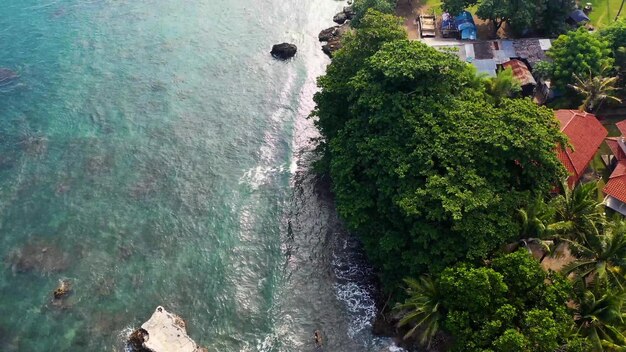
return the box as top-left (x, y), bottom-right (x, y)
top-left (472, 59), bottom-right (497, 77)
top-left (538, 39), bottom-right (552, 51)
top-left (502, 59), bottom-right (537, 86)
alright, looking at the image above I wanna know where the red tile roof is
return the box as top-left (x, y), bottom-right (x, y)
top-left (604, 161), bottom-right (626, 203)
top-left (502, 59), bottom-right (536, 86)
top-left (555, 110), bottom-right (608, 186)
top-left (616, 120), bottom-right (626, 136)
top-left (606, 138), bottom-right (626, 161)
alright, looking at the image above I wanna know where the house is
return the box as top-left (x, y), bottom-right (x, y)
top-left (603, 121), bottom-right (626, 215)
top-left (502, 59), bottom-right (537, 96)
top-left (555, 110), bottom-right (608, 187)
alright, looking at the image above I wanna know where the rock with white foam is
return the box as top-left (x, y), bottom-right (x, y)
top-left (130, 306), bottom-right (206, 352)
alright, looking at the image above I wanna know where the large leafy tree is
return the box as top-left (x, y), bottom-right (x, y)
top-left (406, 251), bottom-right (577, 352)
top-left (533, 0), bottom-right (576, 36)
top-left (476, 0), bottom-right (539, 36)
top-left (313, 10), bottom-right (406, 170)
top-left (546, 28), bottom-right (614, 91)
top-left (598, 18), bottom-right (626, 75)
top-left (314, 11), bottom-right (567, 290)
top-left (441, 0), bottom-right (478, 15)
top-left (350, 0), bottom-right (396, 27)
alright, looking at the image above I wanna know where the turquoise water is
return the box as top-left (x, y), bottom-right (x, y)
top-left (0, 0), bottom-right (397, 351)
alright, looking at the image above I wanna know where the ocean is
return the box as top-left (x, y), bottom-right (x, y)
top-left (0, 0), bottom-right (397, 351)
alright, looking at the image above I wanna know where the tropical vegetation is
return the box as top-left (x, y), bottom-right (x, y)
top-left (441, 0), bottom-right (575, 36)
top-left (313, 5), bottom-right (626, 352)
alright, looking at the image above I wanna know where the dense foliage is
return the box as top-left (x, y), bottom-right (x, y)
top-left (313, 10), bottom-right (567, 290)
top-left (599, 18), bottom-right (626, 74)
top-left (441, 0), bottom-right (478, 16)
top-left (545, 27), bottom-right (614, 90)
top-left (315, 4), bottom-right (626, 352)
top-left (350, 0), bottom-right (396, 27)
top-left (442, 0), bottom-right (574, 36)
top-left (437, 251), bottom-right (577, 352)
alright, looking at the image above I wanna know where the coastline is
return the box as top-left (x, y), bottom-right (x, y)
top-left (310, 4), bottom-right (418, 351)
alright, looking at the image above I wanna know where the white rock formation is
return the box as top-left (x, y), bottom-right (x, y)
top-left (139, 306), bottom-right (205, 352)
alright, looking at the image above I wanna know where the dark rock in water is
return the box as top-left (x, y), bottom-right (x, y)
top-left (333, 12), bottom-right (347, 24)
top-left (53, 279), bottom-right (72, 299)
top-left (271, 43), bottom-right (297, 60)
top-left (344, 5), bottom-right (356, 19)
top-left (0, 68), bottom-right (18, 85)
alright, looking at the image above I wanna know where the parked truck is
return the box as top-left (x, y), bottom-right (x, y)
top-left (418, 14), bottom-right (436, 38)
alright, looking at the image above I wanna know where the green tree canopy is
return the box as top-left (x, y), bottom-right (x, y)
top-left (599, 18), bottom-right (626, 73)
top-left (313, 11), bottom-right (567, 290)
top-left (546, 27), bottom-right (614, 90)
top-left (441, 0), bottom-right (478, 16)
top-left (350, 0), bottom-right (396, 27)
top-left (437, 251), bottom-right (575, 352)
top-left (476, 0), bottom-right (538, 36)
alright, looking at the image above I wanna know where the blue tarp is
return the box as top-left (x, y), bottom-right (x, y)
top-left (455, 11), bottom-right (474, 24)
top-left (441, 10), bottom-right (477, 39)
top-left (461, 27), bottom-right (477, 40)
top-left (455, 11), bottom-right (477, 40)
top-left (569, 9), bottom-right (590, 23)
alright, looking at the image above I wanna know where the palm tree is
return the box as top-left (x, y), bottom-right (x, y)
top-left (563, 220), bottom-right (626, 289)
top-left (394, 276), bottom-right (442, 348)
top-left (508, 197), bottom-right (560, 260)
top-left (550, 181), bottom-right (605, 245)
top-left (568, 67), bottom-right (622, 113)
top-left (572, 285), bottom-right (626, 351)
top-left (484, 67), bottom-right (522, 105)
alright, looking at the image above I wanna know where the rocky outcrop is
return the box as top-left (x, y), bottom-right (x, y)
top-left (318, 24), bottom-right (350, 58)
top-left (270, 43), bottom-right (297, 60)
top-left (128, 306), bottom-right (207, 352)
top-left (333, 12), bottom-right (347, 24)
top-left (343, 6), bottom-right (355, 20)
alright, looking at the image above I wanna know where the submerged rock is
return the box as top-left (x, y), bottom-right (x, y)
top-left (128, 306), bottom-right (206, 352)
top-left (0, 68), bottom-right (18, 86)
top-left (270, 43), bottom-right (297, 60)
top-left (5, 240), bottom-right (70, 274)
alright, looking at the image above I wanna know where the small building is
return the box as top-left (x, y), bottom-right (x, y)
top-left (555, 110), bottom-right (608, 187)
top-left (502, 59), bottom-right (537, 96)
top-left (603, 121), bottom-right (626, 215)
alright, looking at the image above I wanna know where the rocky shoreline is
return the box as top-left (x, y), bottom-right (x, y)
top-left (315, 5), bottom-right (433, 352)
top-left (318, 5), bottom-right (355, 57)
